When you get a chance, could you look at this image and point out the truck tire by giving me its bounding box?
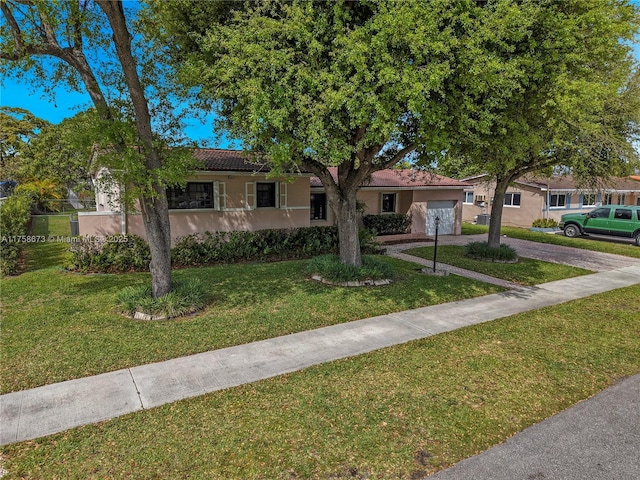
[635,232,640,247]
[564,224,581,238]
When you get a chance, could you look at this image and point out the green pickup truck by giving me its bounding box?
[559,205,640,246]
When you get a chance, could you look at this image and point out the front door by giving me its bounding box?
[427,201,455,235]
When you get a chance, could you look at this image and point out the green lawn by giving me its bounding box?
[405,245,592,285]
[2,284,638,479]
[26,214,73,270]
[461,223,640,258]
[0,257,504,394]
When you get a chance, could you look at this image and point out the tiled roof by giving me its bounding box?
[310,167,470,189]
[194,151,467,189]
[192,149,271,172]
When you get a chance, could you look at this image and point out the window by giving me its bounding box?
[463,191,474,204]
[589,207,611,219]
[256,182,276,208]
[637,198,640,206]
[614,208,632,220]
[603,193,613,205]
[549,194,566,208]
[504,192,521,207]
[617,193,626,205]
[381,193,396,213]
[167,182,213,209]
[310,193,327,220]
[582,193,597,207]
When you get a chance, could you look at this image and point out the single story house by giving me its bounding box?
[461,174,640,228]
[81,149,470,242]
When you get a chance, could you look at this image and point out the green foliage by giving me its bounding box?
[363,214,412,236]
[68,235,151,273]
[16,109,100,192]
[0,107,50,179]
[116,278,208,319]
[15,179,64,213]
[0,193,32,276]
[532,218,559,229]
[172,227,341,267]
[464,241,518,263]
[307,254,393,283]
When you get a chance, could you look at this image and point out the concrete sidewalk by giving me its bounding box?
[2,264,639,446]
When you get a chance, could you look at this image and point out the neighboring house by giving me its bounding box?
[80,149,470,241]
[461,174,640,228]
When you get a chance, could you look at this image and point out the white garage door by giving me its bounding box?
[426,201,455,235]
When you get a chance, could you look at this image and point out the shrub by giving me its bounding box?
[532,218,559,228]
[0,193,33,276]
[307,254,393,283]
[171,226,341,267]
[116,278,208,319]
[464,241,518,262]
[68,235,151,273]
[362,213,412,236]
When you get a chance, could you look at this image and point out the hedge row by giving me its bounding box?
[171,226,341,267]
[68,226,350,273]
[362,213,411,236]
[0,194,32,276]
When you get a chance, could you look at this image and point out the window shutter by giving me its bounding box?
[245,182,255,209]
[279,182,288,208]
[214,181,226,211]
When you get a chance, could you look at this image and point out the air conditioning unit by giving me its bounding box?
[475,195,487,203]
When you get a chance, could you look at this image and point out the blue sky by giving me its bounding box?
[0,78,228,147]
[1,2,639,148]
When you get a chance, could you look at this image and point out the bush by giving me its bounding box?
[68,235,151,273]
[307,254,393,283]
[116,278,208,319]
[532,218,559,228]
[464,241,518,262]
[171,226,341,267]
[0,193,33,276]
[68,226,381,273]
[362,213,411,236]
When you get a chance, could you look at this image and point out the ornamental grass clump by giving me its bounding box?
[464,241,518,263]
[307,254,393,283]
[116,278,208,319]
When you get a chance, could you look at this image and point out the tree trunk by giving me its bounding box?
[140,194,172,298]
[99,0,172,297]
[328,190,362,267]
[487,175,511,248]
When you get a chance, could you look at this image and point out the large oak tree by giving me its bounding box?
[434,0,640,247]
[149,0,531,267]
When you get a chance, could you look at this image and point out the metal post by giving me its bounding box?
[433,216,440,273]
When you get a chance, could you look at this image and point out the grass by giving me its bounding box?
[2,284,638,479]
[404,245,592,285]
[25,214,73,271]
[0,256,504,394]
[461,223,640,259]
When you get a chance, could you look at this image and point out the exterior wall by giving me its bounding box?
[80,171,467,240]
[80,172,312,243]
[78,211,125,236]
